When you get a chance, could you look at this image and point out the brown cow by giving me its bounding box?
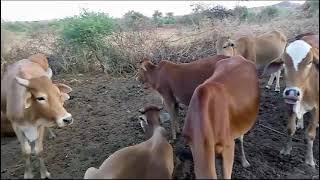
[136,54,253,168]
[264,33,319,168]
[84,105,173,179]
[216,30,287,92]
[183,55,259,178]
[1,54,73,178]
[136,55,229,141]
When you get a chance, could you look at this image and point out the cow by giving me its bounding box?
[263,33,319,168]
[1,54,73,178]
[84,105,173,179]
[1,54,56,138]
[216,30,287,92]
[136,55,229,141]
[182,55,260,179]
[136,54,254,168]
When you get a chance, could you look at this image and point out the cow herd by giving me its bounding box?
[1,31,319,179]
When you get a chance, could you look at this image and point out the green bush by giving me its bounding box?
[304,0,319,16]
[233,6,249,22]
[56,9,118,73]
[122,11,150,29]
[257,6,279,21]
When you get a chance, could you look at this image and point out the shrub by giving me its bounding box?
[257,6,279,21]
[233,6,249,22]
[122,11,151,30]
[55,9,118,73]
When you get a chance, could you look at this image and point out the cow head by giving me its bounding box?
[216,36,235,56]
[264,40,318,105]
[138,105,170,137]
[15,76,73,127]
[136,58,156,89]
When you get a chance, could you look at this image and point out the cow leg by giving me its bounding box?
[222,140,235,179]
[163,94,178,140]
[265,73,276,90]
[12,124,33,179]
[35,126,51,178]
[297,116,304,129]
[305,108,319,168]
[239,135,250,168]
[47,127,56,139]
[280,113,297,155]
[274,70,281,92]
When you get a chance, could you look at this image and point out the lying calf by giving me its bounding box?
[84,105,173,179]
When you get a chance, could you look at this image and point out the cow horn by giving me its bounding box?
[15,77,30,87]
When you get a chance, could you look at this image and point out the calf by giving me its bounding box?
[136,55,229,140]
[264,33,319,167]
[1,54,56,138]
[84,105,174,179]
[1,54,73,178]
[183,55,259,178]
[216,30,287,92]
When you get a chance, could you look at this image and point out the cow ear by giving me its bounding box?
[61,93,70,101]
[312,48,319,63]
[45,68,53,79]
[25,92,32,109]
[16,77,30,87]
[56,83,72,94]
[141,62,148,71]
[263,57,284,76]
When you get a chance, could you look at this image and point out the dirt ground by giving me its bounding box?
[1,70,319,179]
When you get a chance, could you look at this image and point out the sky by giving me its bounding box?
[1,1,305,22]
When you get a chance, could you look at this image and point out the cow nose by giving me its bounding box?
[63,116,73,125]
[284,88,300,97]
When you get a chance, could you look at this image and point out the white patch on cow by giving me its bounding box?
[23,141,32,154]
[286,40,312,71]
[293,101,314,120]
[20,125,38,142]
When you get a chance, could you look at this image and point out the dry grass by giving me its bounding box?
[1,11,319,75]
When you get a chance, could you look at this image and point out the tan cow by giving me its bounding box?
[183,55,260,179]
[1,54,73,178]
[84,105,173,179]
[216,30,287,92]
[1,54,56,138]
[264,33,319,167]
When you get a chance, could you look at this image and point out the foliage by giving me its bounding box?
[57,9,118,73]
[122,10,150,29]
[233,6,249,22]
[257,6,279,21]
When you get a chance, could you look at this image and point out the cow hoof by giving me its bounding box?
[280,147,292,155]
[305,159,316,168]
[265,85,271,89]
[241,159,250,168]
[41,171,51,179]
[274,88,280,92]
[24,172,34,179]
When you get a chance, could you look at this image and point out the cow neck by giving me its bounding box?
[146,66,159,89]
[23,107,38,124]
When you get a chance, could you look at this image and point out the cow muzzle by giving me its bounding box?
[283,87,301,105]
[57,113,73,127]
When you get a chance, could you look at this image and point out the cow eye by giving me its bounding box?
[36,97,46,101]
